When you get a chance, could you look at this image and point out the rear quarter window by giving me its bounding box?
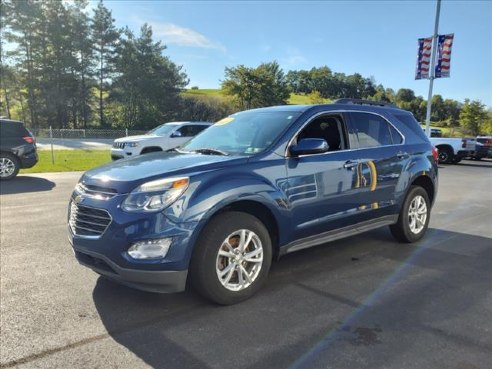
[392,113,428,141]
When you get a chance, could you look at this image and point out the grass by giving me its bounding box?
[21,150,111,174]
[182,88,330,105]
[182,88,225,97]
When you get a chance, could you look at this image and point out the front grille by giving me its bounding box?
[113,142,125,149]
[69,202,112,238]
[77,183,117,200]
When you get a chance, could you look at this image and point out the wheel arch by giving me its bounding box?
[188,198,282,264]
[410,175,435,205]
[215,200,280,257]
[140,146,163,154]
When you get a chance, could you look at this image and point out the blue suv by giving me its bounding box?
[68,99,438,304]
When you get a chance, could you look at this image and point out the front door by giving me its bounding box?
[285,114,363,241]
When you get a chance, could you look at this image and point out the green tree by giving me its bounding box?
[111,24,188,128]
[222,62,290,109]
[68,0,94,128]
[308,90,325,104]
[91,0,120,126]
[459,99,488,135]
[3,0,44,127]
[443,99,461,127]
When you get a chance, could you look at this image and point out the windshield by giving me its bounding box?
[181,110,301,155]
[147,124,176,136]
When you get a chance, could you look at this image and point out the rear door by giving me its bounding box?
[345,111,407,219]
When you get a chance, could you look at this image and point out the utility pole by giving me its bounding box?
[425,0,441,137]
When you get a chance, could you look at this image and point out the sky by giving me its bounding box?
[100,0,492,106]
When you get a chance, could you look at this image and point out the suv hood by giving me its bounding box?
[80,152,248,193]
[114,135,157,142]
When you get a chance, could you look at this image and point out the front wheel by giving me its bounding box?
[189,211,272,305]
[390,186,431,243]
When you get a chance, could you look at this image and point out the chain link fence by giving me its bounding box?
[31,128,147,139]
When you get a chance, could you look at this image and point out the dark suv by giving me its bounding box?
[68,100,438,305]
[0,119,38,180]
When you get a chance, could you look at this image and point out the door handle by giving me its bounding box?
[396,151,409,159]
[343,160,359,169]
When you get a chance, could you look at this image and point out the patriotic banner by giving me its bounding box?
[435,33,454,78]
[415,37,433,80]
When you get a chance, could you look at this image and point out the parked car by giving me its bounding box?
[428,137,476,164]
[0,119,38,180]
[68,99,438,305]
[476,135,492,158]
[111,121,213,160]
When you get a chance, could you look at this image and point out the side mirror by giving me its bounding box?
[171,131,182,138]
[289,138,329,156]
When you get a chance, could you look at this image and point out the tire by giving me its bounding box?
[437,147,453,164]
[390,186,431,243]
[189,211,272,305]
[0,153,20,180]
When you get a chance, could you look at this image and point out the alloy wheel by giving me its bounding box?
[408,195,428,234]
[0,157,16,178]
[215,229,264,292]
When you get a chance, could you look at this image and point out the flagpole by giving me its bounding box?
[425,0,441,137]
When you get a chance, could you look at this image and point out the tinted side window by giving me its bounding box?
[297,114,347,151]
[389,124,403,144]
[189,125,209,136]
[176,126,194,137]
[393,112,428,141]
[349,113,393,148]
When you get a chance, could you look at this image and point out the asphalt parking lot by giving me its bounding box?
[1,160,491,369]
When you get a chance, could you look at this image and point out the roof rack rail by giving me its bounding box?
[334,98,397,108]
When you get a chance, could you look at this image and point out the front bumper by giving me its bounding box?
[111,148,133,160]
[73,247,187,293]
[68,189,198,293]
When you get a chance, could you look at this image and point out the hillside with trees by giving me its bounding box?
[1,0,490,135]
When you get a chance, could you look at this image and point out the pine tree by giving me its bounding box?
[68,0,94,128]
[91,0,119,126]
[112,24,188,128]
[3,0,44,127]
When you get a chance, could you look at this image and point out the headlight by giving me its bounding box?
[126,142,138,147]
[122,177,189,212]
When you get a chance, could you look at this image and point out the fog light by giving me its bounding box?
[128,238,172,259]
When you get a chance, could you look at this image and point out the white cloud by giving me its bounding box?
[146,21,226,52]
[280,47,307,66]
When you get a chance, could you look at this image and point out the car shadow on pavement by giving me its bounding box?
[456,161,492,169]
[92,228,492,369]
[0,176,56,195]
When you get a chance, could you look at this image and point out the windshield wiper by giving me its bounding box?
[191,148,230,156]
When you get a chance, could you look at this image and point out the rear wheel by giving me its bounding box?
[190,211,272,305]
[437,147,453,164]
[390,186,431,243]
[0,153,20,180]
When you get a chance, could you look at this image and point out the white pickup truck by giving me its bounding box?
[429,137,476,164]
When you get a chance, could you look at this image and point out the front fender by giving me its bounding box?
[175,172,290,264]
